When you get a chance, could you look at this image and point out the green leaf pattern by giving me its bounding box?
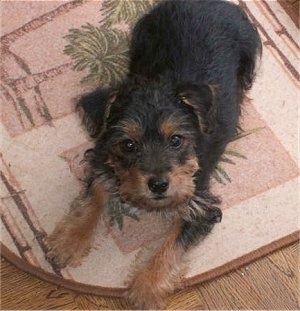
[64,25,129,85]
[107,198,139,230]
[64,0,156,85]
[101,0,156,28]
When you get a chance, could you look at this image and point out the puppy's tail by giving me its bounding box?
[237,11,262,91]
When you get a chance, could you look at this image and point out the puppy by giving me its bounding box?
[47,0,261,309]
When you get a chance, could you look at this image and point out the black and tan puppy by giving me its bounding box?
[47,0,261,308]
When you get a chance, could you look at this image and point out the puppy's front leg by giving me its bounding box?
[46,183,108,268]
[127,219,185,310]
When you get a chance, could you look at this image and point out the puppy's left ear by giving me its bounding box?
[177,84,218,134]
[77,87,117,138]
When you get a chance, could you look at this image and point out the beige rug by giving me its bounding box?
[1,0,299,297]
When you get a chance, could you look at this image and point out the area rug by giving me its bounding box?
[1,0,299,297]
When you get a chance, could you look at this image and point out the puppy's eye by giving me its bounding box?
[169,135,183,148]
[121,139,137,153]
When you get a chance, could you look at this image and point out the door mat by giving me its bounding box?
[1,0,299,297]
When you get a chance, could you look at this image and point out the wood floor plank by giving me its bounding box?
[166,288,204,310]
[1,243,299,310]
[75,294,131,310]
[1,258,78,310]
[196,243,299,310]
[196,271,267,310]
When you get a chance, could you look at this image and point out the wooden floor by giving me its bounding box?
[1,242,299,310]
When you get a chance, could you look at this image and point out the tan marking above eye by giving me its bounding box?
[119,121,143,141]
[159,120,178,138]
[159,112,195,139]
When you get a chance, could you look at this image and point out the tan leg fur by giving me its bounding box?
[46,184,108,268]
[127,219,185,309]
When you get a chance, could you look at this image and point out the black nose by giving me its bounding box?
[148,177,169,194]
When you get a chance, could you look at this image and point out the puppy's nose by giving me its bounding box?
[148,177,169,194]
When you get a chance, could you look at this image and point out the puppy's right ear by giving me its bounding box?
[77,87,117,138]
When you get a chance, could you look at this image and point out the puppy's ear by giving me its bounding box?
[77,87,117,138]
[177,84,218,134]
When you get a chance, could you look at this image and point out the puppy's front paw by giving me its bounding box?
[127,286,165,310]
[46,225,91,268]
[126,271,167,310]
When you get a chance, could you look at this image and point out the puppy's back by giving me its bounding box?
[129,0,261,90]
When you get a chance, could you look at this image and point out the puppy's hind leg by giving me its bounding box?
[46,184,108,268]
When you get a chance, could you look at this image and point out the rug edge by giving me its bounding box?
[1,230,299,297]
[182,230,300,287]
[0,243,126,297]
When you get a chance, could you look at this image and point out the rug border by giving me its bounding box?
[1,230,299,297]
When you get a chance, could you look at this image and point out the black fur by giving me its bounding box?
[79,0,261,249]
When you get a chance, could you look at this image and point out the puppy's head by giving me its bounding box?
[79,79,217,211]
